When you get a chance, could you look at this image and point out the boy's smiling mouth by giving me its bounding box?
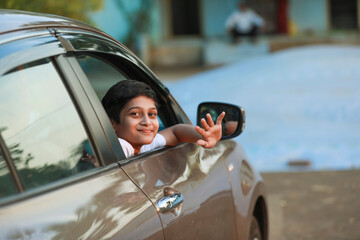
[138,129,153,134]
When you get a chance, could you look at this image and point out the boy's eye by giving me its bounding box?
[130,112,140,117]
[149,112,157,118]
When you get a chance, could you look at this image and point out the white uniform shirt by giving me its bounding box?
[225,9,264,33]
[118,134,166,158]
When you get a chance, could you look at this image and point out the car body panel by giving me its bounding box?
[122,141,239,239]
[0,10,268,240]
[224,144,268,239]
[0,166,164,240]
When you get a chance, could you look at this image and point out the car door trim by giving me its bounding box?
[0,39,65,76]
[0,29,51,45]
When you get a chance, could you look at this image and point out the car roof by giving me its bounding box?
[0,9,103,35]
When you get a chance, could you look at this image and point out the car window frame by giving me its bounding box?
[67,51,182,162]
[56,31,193,162]
[72,52,173,126]
[57,29,186,124]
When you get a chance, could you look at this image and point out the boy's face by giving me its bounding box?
[112,96,159,152]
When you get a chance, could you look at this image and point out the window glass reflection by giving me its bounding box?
[0,149,17,198]
[0,58,97,191]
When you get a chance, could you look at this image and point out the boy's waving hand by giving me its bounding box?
[196,112,225,148]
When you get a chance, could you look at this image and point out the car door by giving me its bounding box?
[0,32,164,239]
[67,38,239,239]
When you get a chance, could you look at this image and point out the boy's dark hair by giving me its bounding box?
[102,80,157,123]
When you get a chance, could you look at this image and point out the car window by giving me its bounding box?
[0,58,99,194]
[76,54,166,131]
[0,150,17,198]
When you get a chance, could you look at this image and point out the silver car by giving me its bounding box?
[0,10,268,240]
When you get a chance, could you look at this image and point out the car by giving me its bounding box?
[0,10,268,240]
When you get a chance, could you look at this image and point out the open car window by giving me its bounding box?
[76,54,167,132]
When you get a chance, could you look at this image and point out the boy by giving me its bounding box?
[101,80,225,158]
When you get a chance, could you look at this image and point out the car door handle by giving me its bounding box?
[157,192,183,213]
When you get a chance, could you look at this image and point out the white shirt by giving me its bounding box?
[225,9,264,32]
[119,134,166,158]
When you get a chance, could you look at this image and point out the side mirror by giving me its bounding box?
[197,102,245,140]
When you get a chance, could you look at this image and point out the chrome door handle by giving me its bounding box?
[157,192,183,213]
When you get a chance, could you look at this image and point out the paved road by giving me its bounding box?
[154,46,360,239]
[163,45,360,172]
[262,170,360,240]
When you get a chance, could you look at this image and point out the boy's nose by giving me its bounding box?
[141,115,151,125]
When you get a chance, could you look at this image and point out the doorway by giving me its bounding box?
[169,0,201,36]
[330,0,358,30]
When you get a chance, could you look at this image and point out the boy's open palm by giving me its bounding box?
[196,112,225,148]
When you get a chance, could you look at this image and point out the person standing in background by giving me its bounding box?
[225,2,265,43]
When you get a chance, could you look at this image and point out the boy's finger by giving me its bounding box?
[197,139,206,147]
[216,111,226,125]
[206,113,214,127]
[195,126,205,136]
[201,118,210,130]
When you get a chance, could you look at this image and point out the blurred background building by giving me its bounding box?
[2,0,359,68]
[90,0,360,68]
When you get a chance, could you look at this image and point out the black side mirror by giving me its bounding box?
[197,102,245,140]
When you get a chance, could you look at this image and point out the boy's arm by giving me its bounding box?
[159,112,225,148]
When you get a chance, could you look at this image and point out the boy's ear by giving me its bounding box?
[110,119,118,130]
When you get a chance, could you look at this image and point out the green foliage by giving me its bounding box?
[0,0,103,24]
[114,0,154,53]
